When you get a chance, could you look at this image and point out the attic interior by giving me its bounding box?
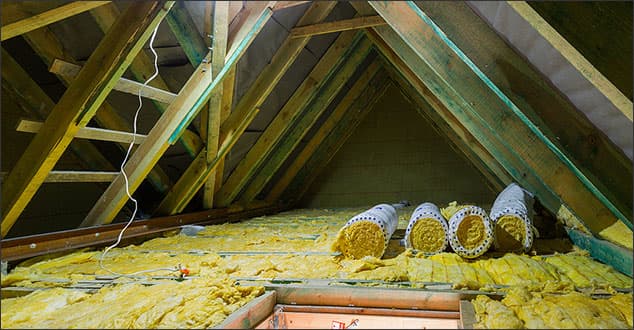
[0,1,632,328]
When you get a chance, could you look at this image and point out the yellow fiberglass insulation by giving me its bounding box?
[489,183,534,253]
[446,204,494,259]
[598,220,633,250]
[473,287,632,329]
[1,276,264,329]
[331,220,385,259]
[404,202,449,254]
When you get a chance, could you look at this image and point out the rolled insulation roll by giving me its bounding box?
[446,204,493,258]
[490,183,534,252]
[403,202,449,254]
[331,204,398,259]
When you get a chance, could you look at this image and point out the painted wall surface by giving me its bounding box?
[300,84,497,208]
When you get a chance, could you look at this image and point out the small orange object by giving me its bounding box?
[179,267,190,276]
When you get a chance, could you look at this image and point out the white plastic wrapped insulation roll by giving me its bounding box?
[490,182,534,252]
[447,205,494,259]
[331,204,398,259]
[404,202,449,254]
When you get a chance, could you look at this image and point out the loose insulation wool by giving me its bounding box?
[490,183,534,252]
[403,202,449,254]
[331,204,398,259]
[444,202,494,258]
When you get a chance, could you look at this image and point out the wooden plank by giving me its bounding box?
[1,171,119,183]
[154,107,260,215]
[284,76,390,203]
[203,1,230,209]
[266,61,385,202]
[16,119,147,144]
[419,1,631,222]
[214,67,237,194]
[166,1,208,67]
[81,3,274,227]
[1,1,110,41]
[368,1,626,233]
[214,291,277,329]
[49,59,176,104]
[565,227,633,277]
[273,1,311,11]
[507,1,632,121]
[170,1,338,209]
[1,1,174,237]
[6,3,174,194]
[214,27,356,207]
[1,48,114,173]
[276,305,459,319]
[89,2,202,157]
[290,15,386,38]
[459,301,477,329]
[238,36,373,205]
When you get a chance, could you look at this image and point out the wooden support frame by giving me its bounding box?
[81,2,275,227]
[166,1,208,67]
[16,119,147,144]
[0,171,119,183]
[1,1,175,238]
[565,227,633,277]
[49,59,176,104]
[272,1,311,11]
[507,1,632,121]
[159,1,338,211]
[214,24,355,208]
[4,4,175,195]
[1,48,114,173]
[1,1,110,41]
[290,15,386,38]
[367,1,627,233]
[267,61,386,202]
[238,36,374,205]
[283,73,391,203]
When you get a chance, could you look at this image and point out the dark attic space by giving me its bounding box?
[0,1,632,328]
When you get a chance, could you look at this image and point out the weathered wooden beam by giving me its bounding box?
[166,1,208,67]
[418,1,631,223]
[49,59,176,104]
[213,67,237,194]
[267,61,385,202]
[507,1,632,121]
[239,36,374,205]
[566,227,633,277]
[202,1,231,209]
[16,119,147,145]
[81,3,274,227]
[5,3,174,195]
[154,107,260,215]
[367,1,627,232]
[1,1,110,41]
[166,1,338,209]
[0,171,119,183]
[1,48,114,173]
[283,75,391,203]
[215,14,354,207]
[89,2,202,157]
[290,15,386,38]
[215,291,277,329]
[1,1,174,237]
[273,1,311,11]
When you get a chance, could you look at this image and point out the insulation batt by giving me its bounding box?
[331,204,398,259]
[1,207,632,328]
[489,183,534,253]
[443,202,494,258]
[403,202,449,255]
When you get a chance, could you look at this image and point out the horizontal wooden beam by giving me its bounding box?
[49,59,176,104]
[215,291,277,329]
[1,171,118,183]
[16,119,147,144]
[1,1,174,238]
[290,15,386,38]
[1,1,110,41]
[81,3,274,227]
[272,1,311,11]
[507,1,632,121]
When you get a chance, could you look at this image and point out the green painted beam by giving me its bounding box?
[283,74,392,203]
[566,227,633,277]
[166,1,208,67]
[367,1,626,233]
[238,35,374,204]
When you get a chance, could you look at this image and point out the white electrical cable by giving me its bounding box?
[98,24,184,278]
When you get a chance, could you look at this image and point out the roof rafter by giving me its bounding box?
[267,60,386,202]
[1,1,175,237]
[290,15,386,38]
[367,0,628,232]
[81,2,276,227]
[1,1,110,41]
[238,36,374,205]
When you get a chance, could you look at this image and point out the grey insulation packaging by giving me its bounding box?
[448,205,494,259]
[490,182,535,252]
[404,202,449,254]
